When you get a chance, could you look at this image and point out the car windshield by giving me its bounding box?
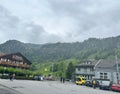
[82,78,86,80]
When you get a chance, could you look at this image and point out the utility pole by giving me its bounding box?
[116,55,119,84]
[52,63,53,73]
[3,67,6,74]
[51,63,53,76]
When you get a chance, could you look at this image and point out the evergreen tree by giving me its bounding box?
[66,62,74,79]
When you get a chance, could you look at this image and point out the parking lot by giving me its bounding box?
[0,79,119,94]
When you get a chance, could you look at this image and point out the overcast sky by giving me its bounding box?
[0,0,120,44]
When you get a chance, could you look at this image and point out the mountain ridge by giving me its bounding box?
[0,36,120,63]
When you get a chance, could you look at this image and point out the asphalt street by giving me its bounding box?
[0,79,119,94]
[0,84,22,94]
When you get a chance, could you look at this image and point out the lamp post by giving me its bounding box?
[2,67,6,78]
[3,67,6,75]
[51,63,53,75]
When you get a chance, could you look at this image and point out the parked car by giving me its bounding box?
[85,79,100,88]
[85,80,93,87]
[111,84,120,92]
[45,76,53,80]
[33,76,43,81]
[75,76,86,85]
[99,79,112,90]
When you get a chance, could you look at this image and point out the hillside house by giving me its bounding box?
[0,52,31,69]
[75,60,99,80]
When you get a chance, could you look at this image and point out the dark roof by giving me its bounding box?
[0,52,32,65]
[96,59,120,68]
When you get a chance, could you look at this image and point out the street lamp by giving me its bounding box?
[2,67,6,78]
[3,67,6,75]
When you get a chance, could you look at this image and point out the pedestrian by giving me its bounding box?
[13,73,15,80]
[9,73,13,81]
[60,77,62,83]
[63,77,65,83]
[92,79,96,89]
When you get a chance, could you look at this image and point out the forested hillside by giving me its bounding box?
[0,36,120,63]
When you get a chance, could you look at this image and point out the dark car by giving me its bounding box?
[85,80,93,87]
[111,84,120,92]
[33,76,43,81]
[85,79,100,88]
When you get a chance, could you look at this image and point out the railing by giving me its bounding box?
[0,61,30,69]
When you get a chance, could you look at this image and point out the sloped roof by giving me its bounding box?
[76,60,99,67]
[76,59,120,68]
[96,59,120,68]
[0,52,32,65]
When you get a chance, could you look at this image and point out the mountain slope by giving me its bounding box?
[0,36,120,63]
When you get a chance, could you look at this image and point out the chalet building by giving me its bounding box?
[0,52,32,69]
[75,60,99,80]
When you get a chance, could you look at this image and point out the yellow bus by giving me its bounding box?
[75,76,86,85]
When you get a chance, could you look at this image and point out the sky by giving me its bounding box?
[0,0,120,44]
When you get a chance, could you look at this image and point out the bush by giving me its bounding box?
[1,74,9,79]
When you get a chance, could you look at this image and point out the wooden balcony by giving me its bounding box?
[0,61,30,69]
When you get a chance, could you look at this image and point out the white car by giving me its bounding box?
[99,79,112,90]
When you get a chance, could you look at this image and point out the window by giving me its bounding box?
[100,73,103,79]
[100,72,108,79]
[90,67,94,72]
[76,78,81,81]
[1,58,3,61]
[16,62,19,64]
[20,62,23,64]
[12,55,23,60]
[104,73,108,79]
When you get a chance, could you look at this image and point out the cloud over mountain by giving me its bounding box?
[0,0,120,44]
[0,5,61,44]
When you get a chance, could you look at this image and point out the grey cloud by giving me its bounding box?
[23,23,63,43]
[1,0,120,44]
[0,5,20,30]
[48,0,120,39]
[0,6,62,44]
[0,4,63,44]
[38,34,63,44]
[19,23,63,44]
[23,23,46,43]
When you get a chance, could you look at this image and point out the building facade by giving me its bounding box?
[0,52,31,69]
[75,59,120,83]
[95,59,120,84]
[75,60,98,80]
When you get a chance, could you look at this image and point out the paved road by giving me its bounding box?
[0,79,119,94]
[0,84,21,94]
